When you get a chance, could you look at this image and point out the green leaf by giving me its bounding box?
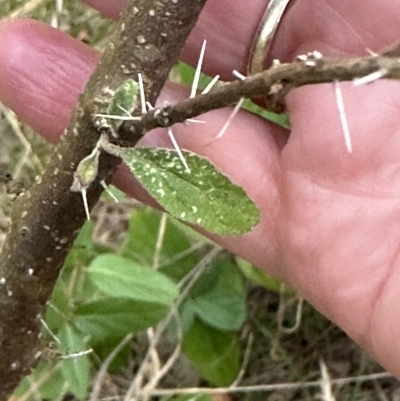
[13,361,65,400]
[108,79,139,116]
[189,257,246,331]
[236,257,293,293]
[64,220,108,271]
[44,281,71,334]
[189,256,243,297]
[74,297,169,342]
[191,288,246,331]
[88,254,179,305]
[74,298,169,342]
[102,143,261,236]
[58,324,90,400]
[121,207,198,281]
[182,318,240,386]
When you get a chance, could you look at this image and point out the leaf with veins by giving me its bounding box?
[99,135,261,236]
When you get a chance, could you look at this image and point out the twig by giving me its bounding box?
[138,308,183,401]
[90,333,134,401]
[120,54,400,145]
[229,332,254,388]
[277,285,304,335]
[130,372,393,398]
[152,212,168,270]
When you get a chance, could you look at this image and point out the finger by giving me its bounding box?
[182,0,400,79]
[80,0,400,82]
[0,19,100,142]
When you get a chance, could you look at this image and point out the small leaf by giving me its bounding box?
[191,288,246,331]
[88,254,179,305]
[13,361,65,400]
[120,207,198,281]
[70,147,100,192]
[74,298,169,342]
[58,324,90,400]
[70,147,101,220]
[189,257,246,330]
[182,318,240,386]
[108,79,139,127]
[236,257,293,293]
[102,142,261,236]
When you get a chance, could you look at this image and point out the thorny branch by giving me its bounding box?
[0,0,207,398]
[119,53,400,141]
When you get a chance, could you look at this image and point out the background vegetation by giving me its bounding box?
[0,0,397,400]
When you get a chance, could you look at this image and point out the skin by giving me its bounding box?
[0,0,400,377]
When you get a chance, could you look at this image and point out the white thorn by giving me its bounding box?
[353,69,387,86]
[81,188,91,221]
[232,70,246,80]
[40,318,61,345]
[202,75,220,94]
[117,105,135,117]
[138,72,147,114]
[319,359,336,401]
[92,113,141,121]
[190,40,207,98]
[100,180,119,203]
[186,118,206,124]
[56,0,63,14]
[311,50,323,60]
[366,48,379,57]
[333,81,352,153]
[146,101,155,110]
[60,349,93,359]
[167,128,190,173]
[216,98,244,139]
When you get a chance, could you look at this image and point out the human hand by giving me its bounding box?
[1,0,400,378]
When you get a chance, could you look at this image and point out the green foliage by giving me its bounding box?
[120,207,198,281]
[188,257,246,331]
[101,141,261,236]
[237,257,283,292]
[13,361,65,400]
[190,289,245,331]
[74,298,169,342]
[87,254,179,304]
[14,208,250,400]
[182,318,241,386]
[237,258,295,295]
[57,324,90,400]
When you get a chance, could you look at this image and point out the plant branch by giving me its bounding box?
[116,54,400,141]
[0,0,207,398]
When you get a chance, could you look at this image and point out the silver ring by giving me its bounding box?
[248,0,291,75]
